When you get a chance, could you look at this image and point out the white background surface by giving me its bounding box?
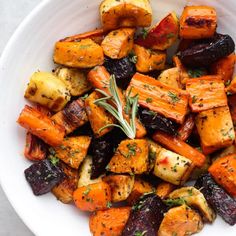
[0,1,39,235]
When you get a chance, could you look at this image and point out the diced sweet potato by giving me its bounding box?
[51,163,79,204]
[136,12,179,50]
[108,139,149,174]
[211,53,236,83]
[73,181,111,212]
[156,181,176,199]
[186,76,227,112]
[158,205,203,236]
[195,106,235,155]
[54,39,104,68]
[209,154,236,197]
[158,67,181,89]
[17,105,65,147]
[226,75,236,94]
[89,207,131,236]
[54,136,91,169]
[133,44,166,73]
[102,174,134,202]
[180,6,217,39]
[101,28,135,59]
[126,178,153,205]
[177,114,195,141]
[85,91,115,137]
[127,73,189,124]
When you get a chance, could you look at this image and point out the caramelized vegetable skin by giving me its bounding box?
[209,154,236,197]
[127,73,189,124]
[122,193,167,236]
[89,207,131,236]
[156,181,176,199]
[195,174,236,225]
[180,6,217,39]
[177,114,195,141]
[226,75,236,94]
[17,105,65,147]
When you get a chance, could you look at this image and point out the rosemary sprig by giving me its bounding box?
[94,75,138,139]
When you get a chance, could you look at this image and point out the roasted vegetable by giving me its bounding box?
[73,181,112,212]
[102,174,134,202]
[127,73,189,124]
[126,178,153,205]
[228,94,236,125]
[60,28,105,44]
[133,44,166,73]
[177,114,195,141]
[78,156,102,188]
[54,67,91,96]
[210,53,236,83]
[24,132,48,161]
[156,181,176,199]
[209,154,236,197]
[100,0,152,30]
[226,75,236,94]
[89,207,131,236]
[195,173,236,225]
[108,139,149,174]
[173,56,190,86]
[153,132,206,168]
[24,159,65,196]
[54,136,91,169]
[158,205,203,236]
[24,71,70,112]
[157,67,181,89]
[101,28,135,59]
[179,34,235,67]
[153,148,193,185]
[179,6,217,39]
[52,98,88,135]
[122,193,167,236]
[148,140,162,172]
[51,163,78,204]
[85,91,115,137]
[139,109,178,135]
[54,39,104,68]
[186,76,227,112]
[103,56,136,89]
[195,106,235,154]
[136,12,179,50]
[168,187,215,222]
[17,105,65,147]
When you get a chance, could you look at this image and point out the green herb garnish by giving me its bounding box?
[187,68,206,78]
[168,91,180,103]
[141,28,148,39]
[164,197,187,207]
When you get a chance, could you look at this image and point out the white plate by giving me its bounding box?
[0,0,235,235]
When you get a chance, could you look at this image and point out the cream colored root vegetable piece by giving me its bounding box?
[153,148,193,185]
[134,44,166,73]
[102,174,134,202]
[54,67,92,96]
[100,0,152,30]
[101,28,135,59]
[168,187,216,222]
[148,139,163,172]
[158,205,203,236]
[78,156,102,188]
[53,39,104,68]
[24,71,70,112]
[158,67,181,89]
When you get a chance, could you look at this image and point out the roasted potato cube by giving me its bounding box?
[24,72,70,112]
[54,39,104,68]
[78,156,102,188]
[102,175,134,202]
[52,98,88,135]
[158,205,203,236]
[54,136,91,169]
[101,28,135,59]
[186,76,227,112]
[100,0,152,30]
[153,148,193,185]
[195,106,235,154]
[108,139,149,174]
[158,67,181,89]
[180,6,217,39]
[85,91,115,137]
[55,67,91,96]
[51,163,79,204]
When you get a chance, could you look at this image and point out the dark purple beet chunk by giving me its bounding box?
[24,159,65,196]
[122,193,167,236]
[195,173,236,225]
